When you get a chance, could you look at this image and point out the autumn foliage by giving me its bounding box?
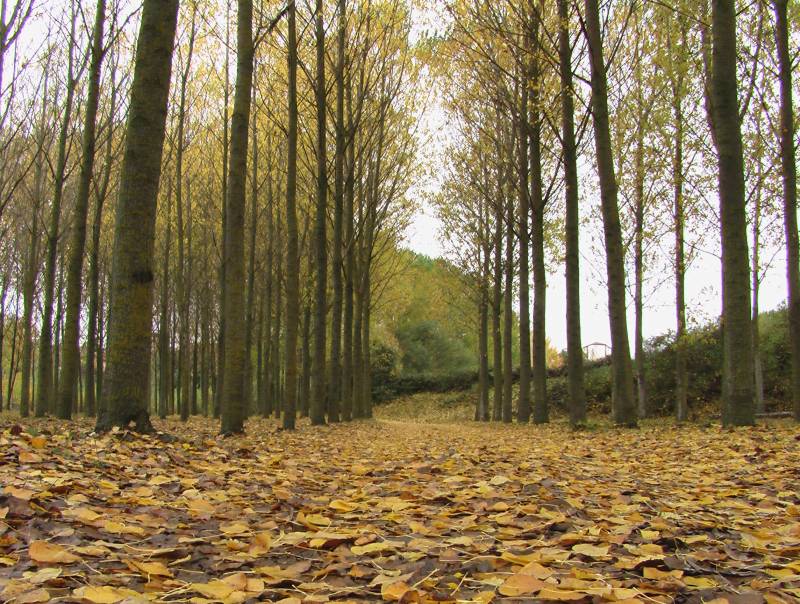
[2,416,799,603]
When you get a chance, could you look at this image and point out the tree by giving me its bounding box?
[773,0,800,422]
[283,0,300,431]
[311,0,329,426]
[558,0,586,427]
[583,0,637,427]
[58,0,107,420]
[220,0,254,436]
[709,0,754,426]
[95,0,180,433]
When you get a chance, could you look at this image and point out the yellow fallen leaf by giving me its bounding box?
[19,450,42,463]
[572,543,610,558]
[537,588,586,601]
[62,507,101,523]
[102,520,146,536]
[642,567,683,580]
[683,576,717,589]
[381,581,419,602]
[220,521,250,536]
[29,540,80,564]
[127,559,173,578]
[519,561,553,579]
[5,486,35,500]
[72,585,130,603]
[191,580,235,599]
[30,436,47,449]
[329,499,359,512]
[23,567,62,584]
[498,574,546,597]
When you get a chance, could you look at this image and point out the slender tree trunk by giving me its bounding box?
[215,7,232,422]
[220,0,254,435]
[516,66,531,424]
[709,0,754,426]
[95,0,179,433]
[37,15,79,417]
[311,0,329,425]
[244,114,258,416]
[584,0,637,427]
[492,170,503,422]
[7,298,20,411]
[329,0,347,425]
[633,123,647,419]
[300,304,311,417]
[58,0,106,419]
[774,0,800,422]
[502,188,514,424]
[671,43,688,422]
[529,13,548,424]
[262,170,274,417]
[342,114,355,422]
[283,0,300,430]
[752,188,764,413]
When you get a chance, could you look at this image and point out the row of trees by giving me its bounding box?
[0,0,421,432]
[435,0,800,427]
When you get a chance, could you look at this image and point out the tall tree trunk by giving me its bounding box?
[584,0,637,426]
[633,122,647,418]
[244,113,258,416]
[752,204,763,413]
[670,31,688,422]
[158,179,172,420]
[342,95,355,422]
[300,303,311,417]
[311,0,329,425]
[774,0,800,422]
[283,0,300,430]
[559,0,586,427]
[215,5,232,421]
[95,0,179,433]
[492,167,503,422]
[516,65,531,424]
[37,10,79,417]
[58,0,106,419]
[709,0,754,426]
[262,168,274,417]
[529,8,548,424]
[502,189,514,424]
[329,0,346,425]
[220,0,253,435]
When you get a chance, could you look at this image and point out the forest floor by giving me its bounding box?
[1,413,799,604]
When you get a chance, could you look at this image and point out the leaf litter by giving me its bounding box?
[1,416,799,603]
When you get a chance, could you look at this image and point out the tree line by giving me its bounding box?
[433,0,800,428]
[0,0,420,433]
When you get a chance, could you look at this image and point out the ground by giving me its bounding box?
[1,411,799,603]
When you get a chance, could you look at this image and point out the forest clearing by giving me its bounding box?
[2,412,799,604]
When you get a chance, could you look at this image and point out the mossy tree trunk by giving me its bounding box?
[95,0,179,433]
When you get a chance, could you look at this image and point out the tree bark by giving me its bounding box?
[311,0,329,426]
[37,10,80,417]
[95,0,179,433]
[584,0,637,427]
[283,0,300,430]
[220,0,254,435]
[57,0,106,419]
[709,0,754,426]
[774,0,800,422]
[516,65,531,424]
[329,0,346,425]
